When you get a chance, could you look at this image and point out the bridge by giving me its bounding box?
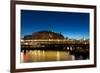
[21,39,89,52]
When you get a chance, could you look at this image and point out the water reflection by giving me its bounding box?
[21,50,73,63]
[21,49,89,63]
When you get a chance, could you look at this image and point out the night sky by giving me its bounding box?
[21,10,89,39]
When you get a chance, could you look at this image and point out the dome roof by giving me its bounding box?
[32,30,64,40]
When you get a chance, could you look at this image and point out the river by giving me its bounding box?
[21,49,89,63]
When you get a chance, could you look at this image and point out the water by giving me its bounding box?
[21,49,89,63]
[21,50,76,63]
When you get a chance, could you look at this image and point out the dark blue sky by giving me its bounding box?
[21,10,89,39]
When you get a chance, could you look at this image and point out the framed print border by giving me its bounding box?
[10,0,97,73]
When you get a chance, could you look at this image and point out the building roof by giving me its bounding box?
[23,30,64,40]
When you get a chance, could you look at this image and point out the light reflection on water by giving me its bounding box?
[21,50,75,63]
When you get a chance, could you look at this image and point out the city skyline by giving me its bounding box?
[21,10,89,40]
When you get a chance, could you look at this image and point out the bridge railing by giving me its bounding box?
[21,39,89,46]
